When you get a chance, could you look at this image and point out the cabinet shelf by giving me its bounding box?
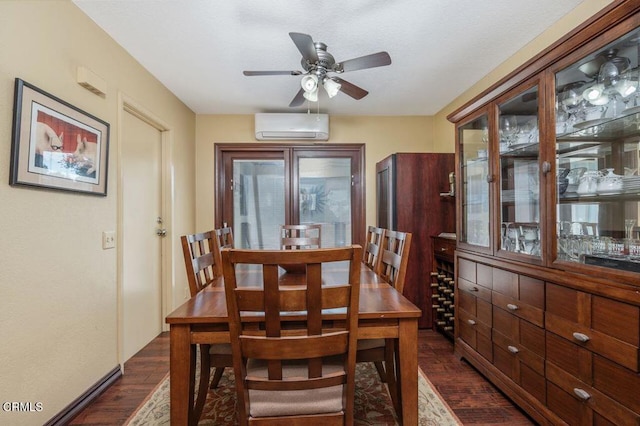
[559,191,640,203]
[558,111,640,142]
[499,142,540,157]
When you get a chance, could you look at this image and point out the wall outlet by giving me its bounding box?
[102,231,116,249]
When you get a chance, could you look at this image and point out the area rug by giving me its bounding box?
[126,363,461,425]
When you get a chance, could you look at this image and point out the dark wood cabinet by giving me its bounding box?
[376,153,455,328]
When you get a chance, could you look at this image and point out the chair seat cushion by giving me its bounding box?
[356,338,385,351]
[246,358,344,418]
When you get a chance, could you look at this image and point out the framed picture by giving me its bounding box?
[9,78,110,196]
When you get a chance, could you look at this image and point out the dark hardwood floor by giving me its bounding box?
[70,329,536,425]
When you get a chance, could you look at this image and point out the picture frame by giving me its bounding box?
[9,78,110,196]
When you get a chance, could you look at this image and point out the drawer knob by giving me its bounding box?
[507,345,519,354]
[506,303,519,311]
[572,332,590,343]
[467,319,476,325]
[573,388,591,401]
[441,247,448,251]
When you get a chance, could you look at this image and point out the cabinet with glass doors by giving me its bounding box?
[553,25,640,275]
[458,113,490,251]
[450,3,640,425]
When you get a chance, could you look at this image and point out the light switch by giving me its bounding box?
[102,231,116,249]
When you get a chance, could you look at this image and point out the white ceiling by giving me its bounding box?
[73,0,586,116]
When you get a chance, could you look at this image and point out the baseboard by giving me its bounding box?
[44,366,122,426]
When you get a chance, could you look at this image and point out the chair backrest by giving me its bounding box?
[376,230,412,294]
[214,226,234,267]
[180,231,220,297]
[215,226,234,249]
[222,245,362,425]
[280,224,321,249]
[363,226,385,270]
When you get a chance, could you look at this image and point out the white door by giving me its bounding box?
[122,109,163,362]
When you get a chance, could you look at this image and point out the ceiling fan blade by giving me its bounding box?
[289,88,306,107]
[332,77,368,100]
[289,32,319,63]
[243,70,302,76]
[338,51,391,73]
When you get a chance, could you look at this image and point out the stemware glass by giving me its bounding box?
[625,219,636,240]
[499,115,518,146]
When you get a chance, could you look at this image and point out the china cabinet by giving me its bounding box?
[448,2,640,424]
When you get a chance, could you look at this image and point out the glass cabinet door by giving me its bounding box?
[554,26,640,273]
[459,114,490,248]
[497,86,541,259]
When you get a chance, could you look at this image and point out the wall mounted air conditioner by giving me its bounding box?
[255,113,329,141]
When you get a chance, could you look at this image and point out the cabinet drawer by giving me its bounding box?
[546,312,640,372]
[493,329,545,376]
[492,331,545,404]
[493,307,545,357]
[492,268,518,298]
[477,263,493,289]
[546,283,640,372]
[546,283,640,347]
[458,277,492,303]
[458,288,492,325]
[593,355,640,414]
[458,257,476,282]
[492,291,544,327]
[458,309,492,361]
[546,331,591,382]
[433,237,456,262]
[492,268,544,309]
[546,361,640,426]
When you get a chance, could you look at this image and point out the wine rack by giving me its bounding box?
[431,235,456,339]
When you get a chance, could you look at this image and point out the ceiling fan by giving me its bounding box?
[243,32,392,107]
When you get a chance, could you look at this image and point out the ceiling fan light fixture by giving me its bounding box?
[323,78,341,98]
[301,74,318,93]
[303,89,318,102]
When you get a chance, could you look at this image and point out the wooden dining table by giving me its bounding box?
[165,261,422,425]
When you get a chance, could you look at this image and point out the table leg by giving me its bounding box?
[170,324,195,425]
[397,318,418,425]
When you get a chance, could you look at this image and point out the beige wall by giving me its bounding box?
[0,1,195,424]
[195,115,436,230]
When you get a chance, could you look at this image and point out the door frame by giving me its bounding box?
[214,143,365,247]
[117,93,173,366]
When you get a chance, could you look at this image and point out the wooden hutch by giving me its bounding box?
[448,2,640,424]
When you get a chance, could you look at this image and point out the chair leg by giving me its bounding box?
[384,339,401,420]
[373,361,387,382]
[209,366,225,389]
[192,344,211,425]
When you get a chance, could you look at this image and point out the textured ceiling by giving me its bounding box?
[73,0,586,116]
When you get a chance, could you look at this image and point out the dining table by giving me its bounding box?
[165,261,422,425]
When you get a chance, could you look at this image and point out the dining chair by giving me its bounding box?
[362,225,385,270]
[221,245,362,426]
[180,231,233,422]
[280,223,321,249]
[357,230,412,405]
[215,225,234,248]
[214,226,234,267]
